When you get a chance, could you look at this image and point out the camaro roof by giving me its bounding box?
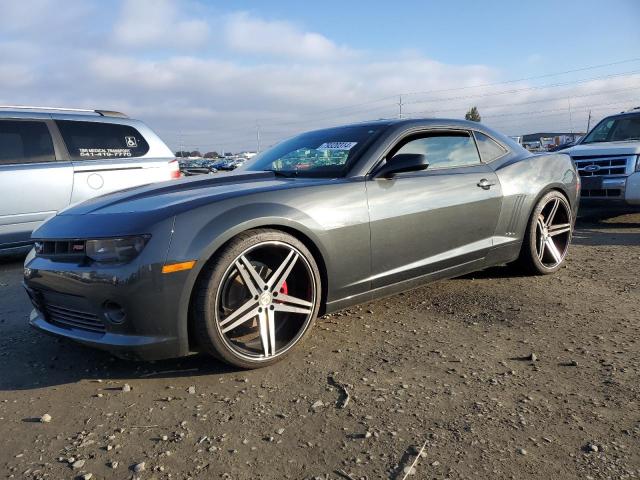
[311,117,490,132]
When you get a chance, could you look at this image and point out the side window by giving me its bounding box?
[0,120,55,165]
[56,120,150,161]
[393,131,480,169]
[474,131,507,162]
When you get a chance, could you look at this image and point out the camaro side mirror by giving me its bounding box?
[375,153,429,178]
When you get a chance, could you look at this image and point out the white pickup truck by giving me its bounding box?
[563,108,640,206]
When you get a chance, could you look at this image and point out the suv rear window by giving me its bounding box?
[56,120,150,160]
[0,120,55,165]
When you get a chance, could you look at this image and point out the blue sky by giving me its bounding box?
[1,0,639,152]
[227,0,640,72]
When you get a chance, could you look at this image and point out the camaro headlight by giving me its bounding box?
[85,235,150,263]
[636,155,640,172]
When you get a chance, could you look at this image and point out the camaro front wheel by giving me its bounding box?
[517,191,573,275]
[193,229,321,368]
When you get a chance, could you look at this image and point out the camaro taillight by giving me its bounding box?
[169,159,181,179]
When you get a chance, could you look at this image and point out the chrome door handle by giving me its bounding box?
[477,178,495,190]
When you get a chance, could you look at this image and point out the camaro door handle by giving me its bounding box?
[477,178,496,190]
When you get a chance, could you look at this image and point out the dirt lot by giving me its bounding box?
[1,211,639,480]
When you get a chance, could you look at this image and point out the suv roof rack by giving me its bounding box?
[0,105,128,118]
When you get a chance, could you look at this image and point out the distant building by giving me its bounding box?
[521,132,584,151]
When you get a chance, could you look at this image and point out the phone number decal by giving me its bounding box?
[79,148,132,158]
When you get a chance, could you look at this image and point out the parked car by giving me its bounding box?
[563,108,640,205]
[23,118,578,368]
[0,106,179,253]
[548,141,576,152]
[217,158,245,171]
[178,158,219,176]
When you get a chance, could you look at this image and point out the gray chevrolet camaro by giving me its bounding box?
[23,118,579,368]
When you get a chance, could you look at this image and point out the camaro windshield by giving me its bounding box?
[245,125,382,177]
[582,114,640,144]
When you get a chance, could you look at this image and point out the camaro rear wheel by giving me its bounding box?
[517,191,573,275]
[194,229,321,368]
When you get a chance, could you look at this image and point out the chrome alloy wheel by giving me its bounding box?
[215,241,317,361]
[535,196,572,268]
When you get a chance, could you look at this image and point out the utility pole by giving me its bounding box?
[398,95,403,119]
[256,122,261,153]
[586,110,592,132]
[567,97,574,134]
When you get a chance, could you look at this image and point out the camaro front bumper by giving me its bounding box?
[23,253,193,361]
[28,308,180,360]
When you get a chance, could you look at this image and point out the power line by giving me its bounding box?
[255,57,640,124]
[399,57,640,97]
[162,59,640,150]
[401,70,640,106]
[482,98,635,120]
[261,70,640,129]
[402,84,640,117]
[484,102,634,129]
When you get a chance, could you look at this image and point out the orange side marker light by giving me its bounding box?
[162,260,196,274]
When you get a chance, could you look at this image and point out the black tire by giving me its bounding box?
[193,229,321,369]
[515,190,573,275]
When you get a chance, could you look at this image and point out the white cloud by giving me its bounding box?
[112,0,209,49]
[0,0,637,152]
[224,12,355,61]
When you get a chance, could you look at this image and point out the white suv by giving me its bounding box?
[0,106,180,252]
[564,108,640,206]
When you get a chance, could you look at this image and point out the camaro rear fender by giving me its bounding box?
[491,152,579,249]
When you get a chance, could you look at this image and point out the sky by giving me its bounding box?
[1,0,639,153]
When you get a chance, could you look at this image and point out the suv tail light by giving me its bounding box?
[169,159,181,179]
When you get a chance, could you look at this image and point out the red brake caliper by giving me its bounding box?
[274,281,288,304]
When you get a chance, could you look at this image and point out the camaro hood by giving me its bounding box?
[59,170,313,216]
[565,142,640,156]
[33,170,328,239]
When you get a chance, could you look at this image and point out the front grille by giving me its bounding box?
[35,240,85,259]
[43,302,106,334]
[581,188,622,198]
[573,155,632,177]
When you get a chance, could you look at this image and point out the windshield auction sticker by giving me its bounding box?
[317,142,357,151]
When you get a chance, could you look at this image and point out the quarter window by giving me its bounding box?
[0,120,55,165]
[474,131,507,162]
[56,120,150,161]
[393,131,481,169]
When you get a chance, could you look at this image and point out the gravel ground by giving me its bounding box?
[1,211,638,480]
